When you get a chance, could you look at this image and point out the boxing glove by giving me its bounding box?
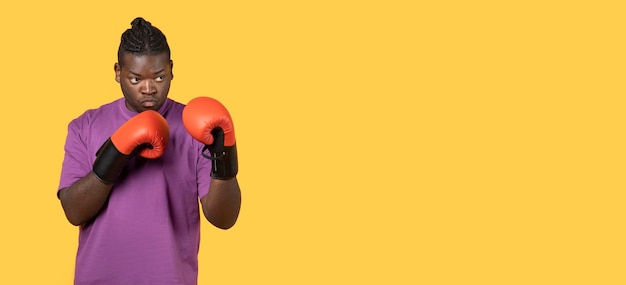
[93,110,169,184]
[182,97,238,180]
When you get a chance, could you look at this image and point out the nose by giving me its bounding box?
[141,79,157,94]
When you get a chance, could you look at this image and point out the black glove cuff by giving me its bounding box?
[202,143,238,180]
[93,138,130,184]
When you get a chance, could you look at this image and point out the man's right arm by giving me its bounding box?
[58,110,170,227]
[58,173,112,226]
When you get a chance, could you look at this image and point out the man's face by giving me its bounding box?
[115,53,173,113]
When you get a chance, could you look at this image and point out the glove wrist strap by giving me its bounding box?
[93,138,130,184]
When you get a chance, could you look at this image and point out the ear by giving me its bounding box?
[170,60,174,80]
[114,63,121,83]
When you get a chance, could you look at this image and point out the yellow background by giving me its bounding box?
[1,0,624,284]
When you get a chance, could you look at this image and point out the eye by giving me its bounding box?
[155,76,165,82]
[130,77,140,84]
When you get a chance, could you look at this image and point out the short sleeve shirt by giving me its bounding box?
[58,98,212,285]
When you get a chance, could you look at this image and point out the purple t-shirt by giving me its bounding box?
[58,98,212,285]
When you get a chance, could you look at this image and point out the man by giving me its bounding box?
[57,17,242,284]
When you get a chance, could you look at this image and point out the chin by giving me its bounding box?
[138,104,162,112]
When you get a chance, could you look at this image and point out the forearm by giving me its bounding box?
[201,177,241,229]
[58,172,113,226]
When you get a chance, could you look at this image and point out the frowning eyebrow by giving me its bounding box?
[128,69,166,76]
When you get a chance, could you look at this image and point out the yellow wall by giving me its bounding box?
[1,1,624,284]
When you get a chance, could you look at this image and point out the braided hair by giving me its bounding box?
[117,17,170,66]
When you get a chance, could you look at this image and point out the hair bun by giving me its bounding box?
[131,17,151,28]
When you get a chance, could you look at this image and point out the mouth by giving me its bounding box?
[141,100,158,108]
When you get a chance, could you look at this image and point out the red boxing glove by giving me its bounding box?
[182,97,238,179]
[93,110,169,184]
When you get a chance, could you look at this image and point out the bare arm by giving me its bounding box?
[200,177,241,229]
[58,172,113,226]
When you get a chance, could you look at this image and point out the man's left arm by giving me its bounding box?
[201,177,241,229]
[183,96,243,229]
